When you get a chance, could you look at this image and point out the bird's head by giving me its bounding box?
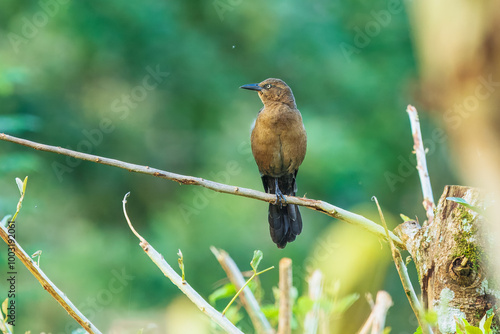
[240,78,296,107]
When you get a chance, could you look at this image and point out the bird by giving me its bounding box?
[240,78,307,248]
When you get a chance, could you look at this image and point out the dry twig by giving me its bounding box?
[406,105,435,223]
[0,224,102,334]
[0,133,404,249]
[277,258,292,334]
[357,291,393,334]
[211,247,274,334]
[122,193,243,334]
[304,270,323,334]
[373,197,433,334]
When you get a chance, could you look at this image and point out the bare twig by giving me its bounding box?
[357,291,393,334]
[211,247,274,334]
[304,270,323,334]
[0,133,404,249]
[373,197,433,334]
[277,258,292,334]
[406,105,435,224]
[0,224,102,334]
[122,194,243,334]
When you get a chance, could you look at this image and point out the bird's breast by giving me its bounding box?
[250,105,307,177]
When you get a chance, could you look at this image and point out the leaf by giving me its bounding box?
[330,293,359,314]
[208,283,236,304]
[260,304,279,321]
[413,326,422,334]
[400,214,412,222]
[250,250,263,272]
[424,310,438,325]
[1,298,7,317]
[295,296,314,315]
[446,197,484,215]
[483,313,495,333]
[177,249,185,281]
[0,215,11,227]
[15,177,24,195]
[464,325,483,334]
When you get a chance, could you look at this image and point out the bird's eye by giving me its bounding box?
[264,84,272,89]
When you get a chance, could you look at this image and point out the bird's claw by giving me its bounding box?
[275,189,287,208]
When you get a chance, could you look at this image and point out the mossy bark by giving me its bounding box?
[395,185,499,333]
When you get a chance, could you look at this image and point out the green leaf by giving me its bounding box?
[15,177,24,195]
[446,197,484,215]
[400,214,412,222]
[260,304,279,321]
[424,310,438,325]
[413,326,422,334]
[295,296,314,315]
[208,283,236,304]
[464,325,483,334]
[483,313,495,332]
[1,298,7,317]
[331,293,359,314]
[250,250,263,272]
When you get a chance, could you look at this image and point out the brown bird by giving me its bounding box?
[240,78,307,248]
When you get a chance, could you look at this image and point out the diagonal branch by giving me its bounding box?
[122,194,243,334]
[0,224,102,334]
[0,133,404,249]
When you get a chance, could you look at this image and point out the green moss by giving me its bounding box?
[451,205,484,270]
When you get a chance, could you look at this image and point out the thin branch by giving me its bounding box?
[357,291,393,334]
[277,258,292,334]
[122,194,243,334]
[304,270,323,334]
[0,224,102,334]
[406,105,435,224]
[0,133,405,249]
[211,247,275,334]
[373,197,433,334]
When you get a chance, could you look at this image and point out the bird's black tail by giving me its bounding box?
[262,173,303,248]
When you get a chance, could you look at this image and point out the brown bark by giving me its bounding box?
[395,185,498,333]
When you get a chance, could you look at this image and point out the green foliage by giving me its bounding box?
[250,250,263,272]
[400,213,413,222]
[455,313,495,334]
[0,0,455,330]
[446,197,485,215]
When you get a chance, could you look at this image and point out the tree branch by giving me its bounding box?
[373,197,433,334]
[0,133,404,249]
[406,105,435,224]
[211,247,275,334]
[0,223,102,334]
[303,270,323,334]
[122,193,243,334]
[357,291,393,334]
[277,258,292,334]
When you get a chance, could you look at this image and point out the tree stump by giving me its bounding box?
[395,185,499,333]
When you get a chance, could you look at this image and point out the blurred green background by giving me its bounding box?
[0,0,458,332]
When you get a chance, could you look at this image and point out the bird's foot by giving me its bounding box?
[274,179,287,208]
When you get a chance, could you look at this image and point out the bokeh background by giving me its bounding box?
[1,0,498,333]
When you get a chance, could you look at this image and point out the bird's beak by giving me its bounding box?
[240,83,262,91]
